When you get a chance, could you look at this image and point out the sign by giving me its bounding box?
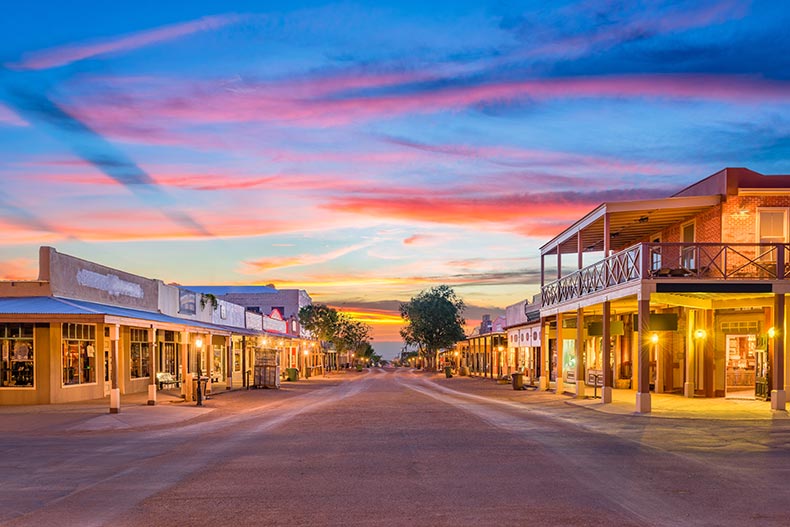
[179,290,196,315]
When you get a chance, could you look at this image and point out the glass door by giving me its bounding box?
[725,335,756,399]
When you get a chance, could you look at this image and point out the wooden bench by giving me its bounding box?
[156,372,181,390]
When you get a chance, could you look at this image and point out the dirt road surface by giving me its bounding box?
[1,368,788,526]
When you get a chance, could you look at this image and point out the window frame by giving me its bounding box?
[1,323,36,390]
[61,323,97,387]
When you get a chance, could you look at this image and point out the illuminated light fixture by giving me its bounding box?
[454,351,459,357]
[768,327,777,339]
[694,329,707,340]
[195,337,203,348]
[650,333,659,344]
[303,349,309,356]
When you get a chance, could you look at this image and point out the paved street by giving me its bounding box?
[1,368,789,526]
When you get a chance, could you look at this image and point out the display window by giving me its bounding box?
[213,344,225,381]
[129,328,150,379]
[1,323,35,388]
[159,331,179,375]
[62,323,97,386]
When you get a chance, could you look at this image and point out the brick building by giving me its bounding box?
[538,168,790,413]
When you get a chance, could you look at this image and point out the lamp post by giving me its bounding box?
[194,336,204,406]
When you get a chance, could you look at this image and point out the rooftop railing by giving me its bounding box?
[541,242,789,308]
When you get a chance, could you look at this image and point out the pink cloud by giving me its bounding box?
[241,241,375,273]
[0,258,37,280]
[68,73,790,131]
[0,104,27,126]
[8,14,247,70]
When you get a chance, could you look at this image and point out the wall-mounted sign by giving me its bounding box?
[179,290,196,315]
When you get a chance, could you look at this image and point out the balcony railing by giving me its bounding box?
[542,242,789,308]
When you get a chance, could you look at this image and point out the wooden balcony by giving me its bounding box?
[541,242,790,308]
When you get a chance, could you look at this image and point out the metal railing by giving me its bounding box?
[542,242,789,308]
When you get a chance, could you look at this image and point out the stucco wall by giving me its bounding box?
[42,247,159,311]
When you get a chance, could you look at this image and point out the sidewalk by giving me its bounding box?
[429,371,789,421]
[0,374,343,434]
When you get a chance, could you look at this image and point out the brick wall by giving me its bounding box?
[722,195,790,243]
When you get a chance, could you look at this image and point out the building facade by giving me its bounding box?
[0,247,319,406]
[505,294,542,385]
[538,168,789,413]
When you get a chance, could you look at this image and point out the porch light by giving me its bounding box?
[303,349,309,356]
[650,333,659,344]
[454,351,459,357]
[768,327,777,339]
[195,337,203,348]
[694,329,707,340]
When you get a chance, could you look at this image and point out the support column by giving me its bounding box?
[575,308,586,398]
[206,333,213,395]
[556,312,564,394]
[771,294,786,411]
[147,328,157,406]
[109,324,121,414]
[241,336,247,389]
[181,331,192,402]
[226,337,233,390]
[602,301,613,403]
[636,299,652,413]
[685,310,697,398]
[540,319,550,390]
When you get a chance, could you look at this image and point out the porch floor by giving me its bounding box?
[569,388,789,420]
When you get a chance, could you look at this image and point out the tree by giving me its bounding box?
[335,314,372,365]
[400,285,466,370]
[299,304,339,369]
[298,304,372,369]
[299,304,339,343]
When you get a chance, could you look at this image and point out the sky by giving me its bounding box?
[1,1,789,358]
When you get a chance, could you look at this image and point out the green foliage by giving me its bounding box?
[199,293,218,311]
[298,304,340,343]
[400,285,466,355]
[335,315,372,355]
[298,304,372,355]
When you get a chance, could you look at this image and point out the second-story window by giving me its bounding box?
[758,209,787,244]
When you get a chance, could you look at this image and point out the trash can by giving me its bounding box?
[286,367,299,382]
[512,372,524,390]
[304,366,311,379]
[444,366,453,378]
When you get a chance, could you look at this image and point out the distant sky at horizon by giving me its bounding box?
[1,1,789,352]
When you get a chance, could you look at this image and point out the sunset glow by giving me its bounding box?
[1,1,788,357]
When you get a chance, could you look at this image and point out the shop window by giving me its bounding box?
[213,344,225,381]
[1,323,35,388]
[129,328,150,379]
[62,323,97,386]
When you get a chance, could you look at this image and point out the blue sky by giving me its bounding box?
[0,1,788,352]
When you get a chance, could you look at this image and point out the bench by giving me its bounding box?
[156,372,181,390]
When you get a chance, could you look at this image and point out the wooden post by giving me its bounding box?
[556,312,564,394]
[181,331,191,402]
[636,299,651,413]
[602,301,612,403]
[226,336,233,390]
[771,294,786,410]
[147,327,157,406]
[109,324,121,414]
[575,308,586,398]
